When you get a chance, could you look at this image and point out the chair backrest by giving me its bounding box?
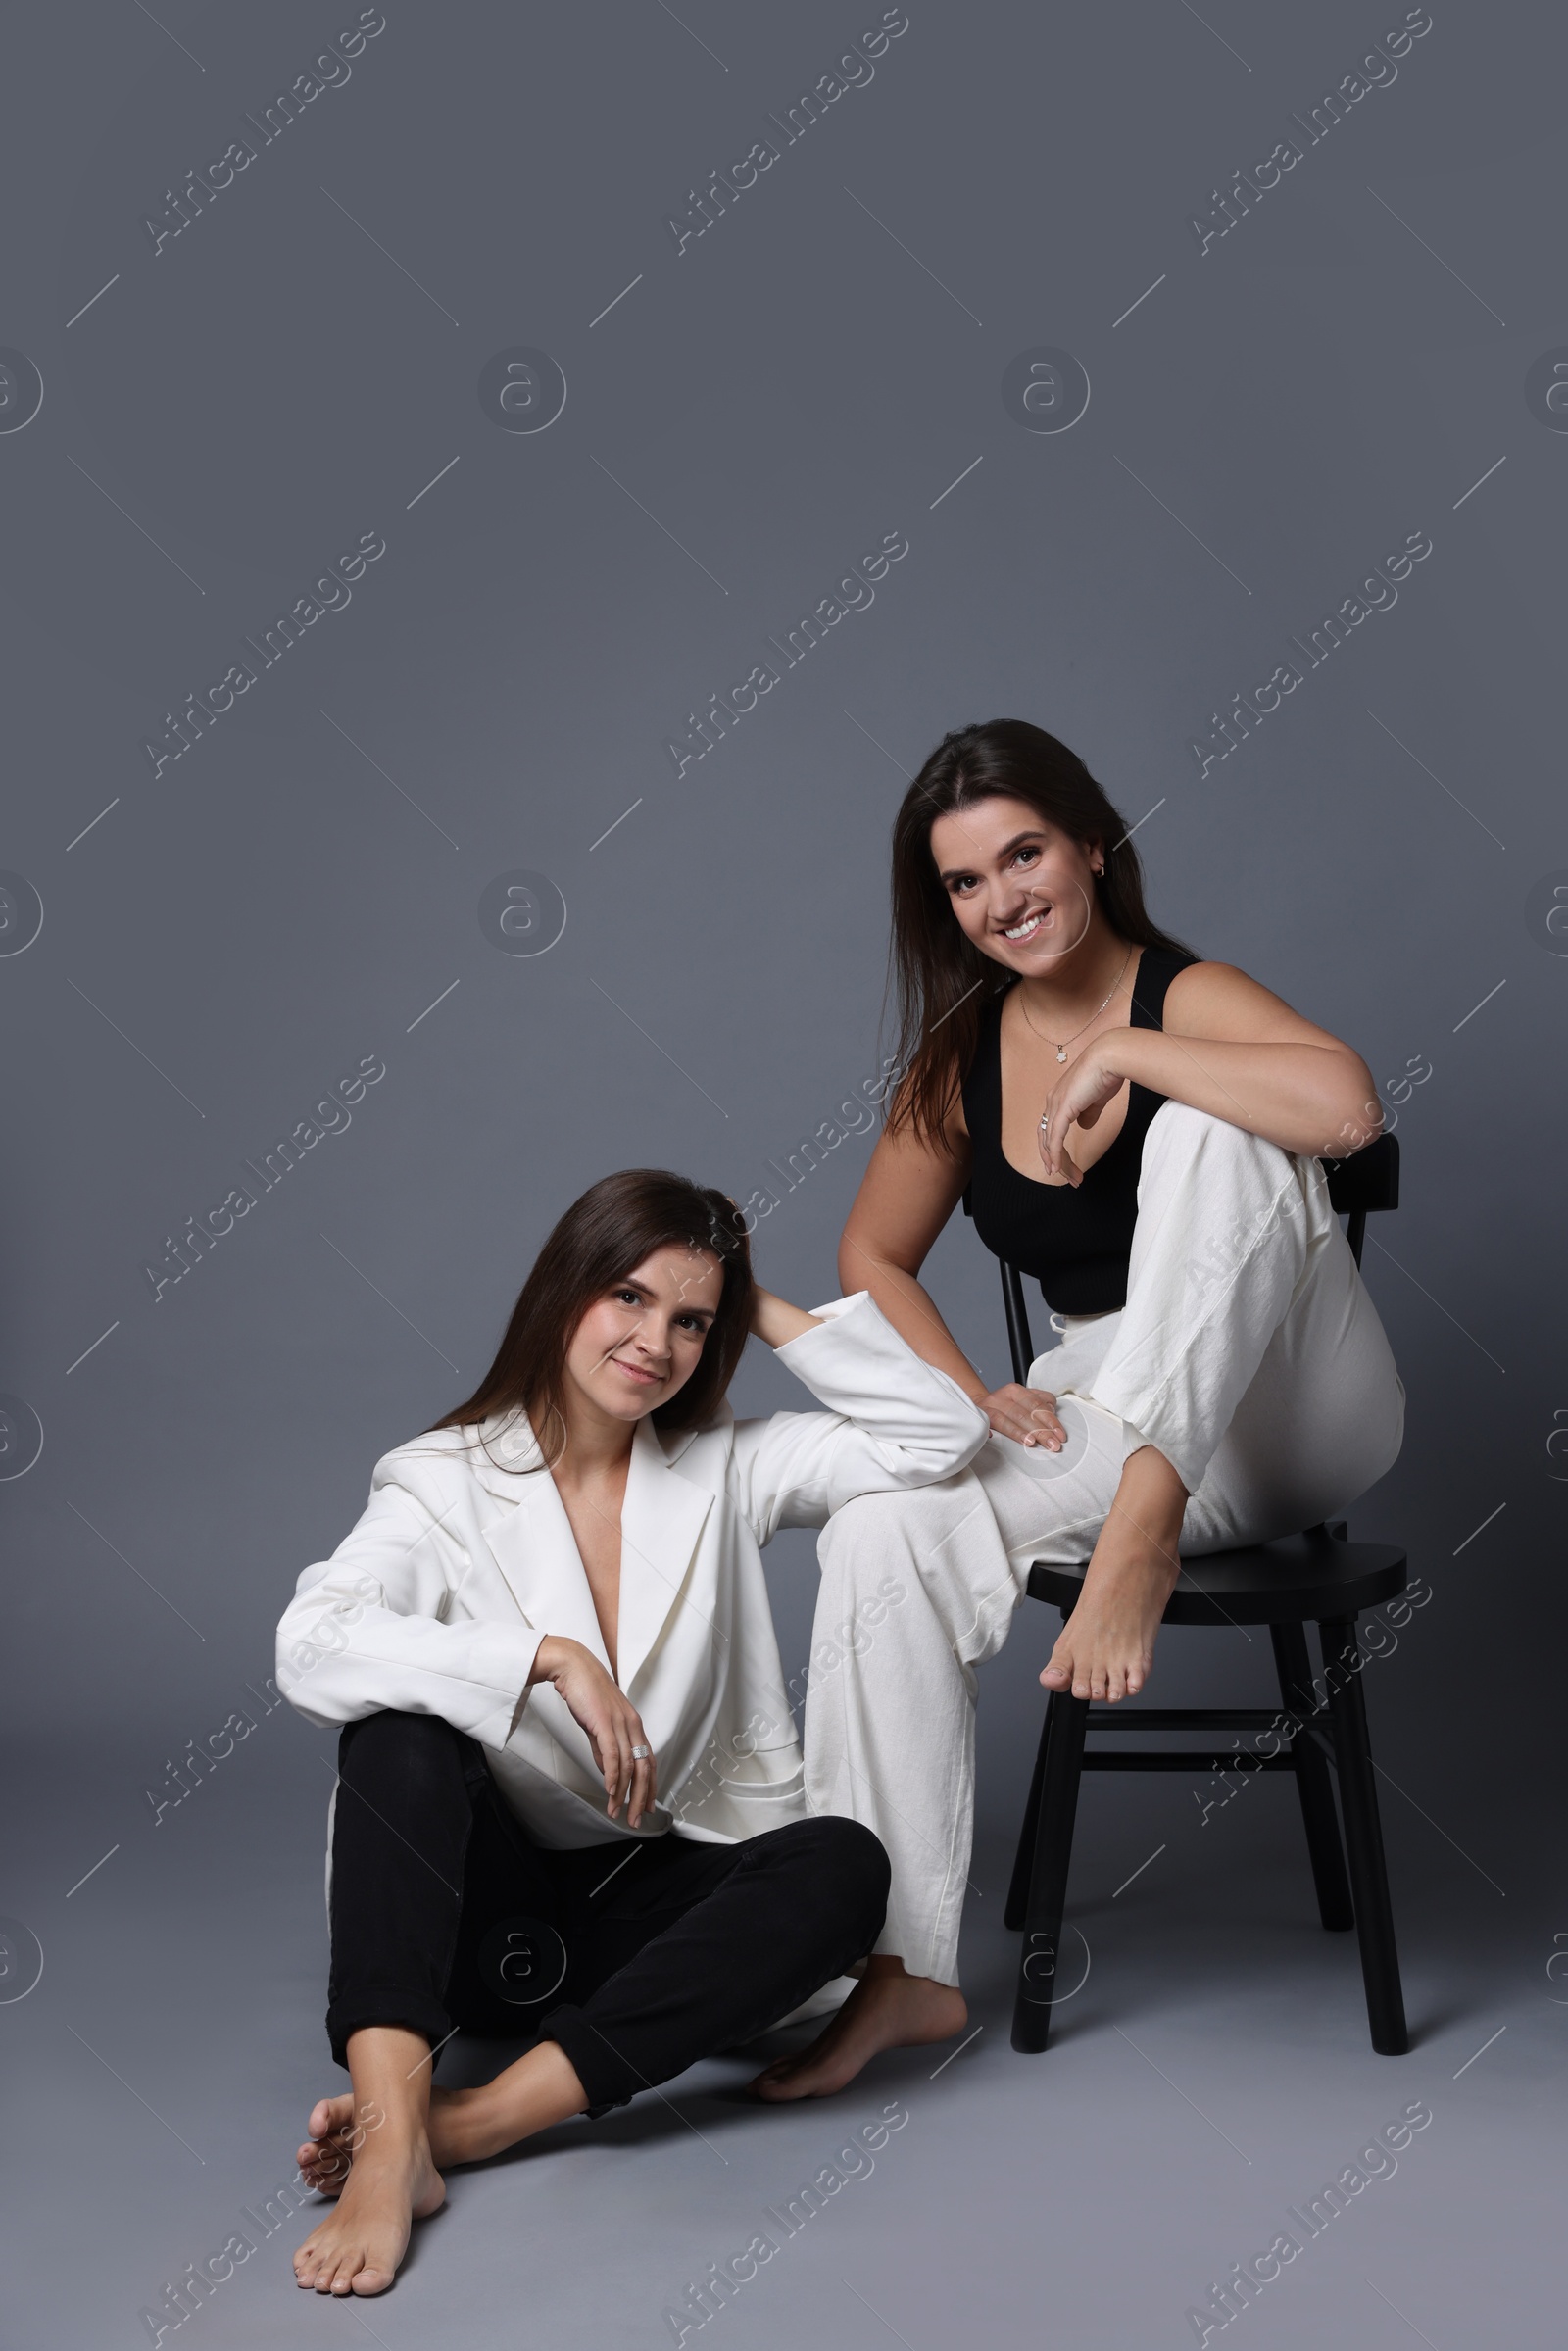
[967,1132,1400,1389]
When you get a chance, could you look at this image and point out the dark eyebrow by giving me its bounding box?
[936,829,1045,883]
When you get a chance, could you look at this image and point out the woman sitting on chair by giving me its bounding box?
[277,1168,988,2295]
[753,717,1405,2099]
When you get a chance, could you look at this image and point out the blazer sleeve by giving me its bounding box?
[726,1290,990,1542]
[275,1463,544,1751]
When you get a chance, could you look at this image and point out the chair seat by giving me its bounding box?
[1024,1525,1408,1628]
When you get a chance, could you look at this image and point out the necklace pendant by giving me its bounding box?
[1056,1048,1067,1062]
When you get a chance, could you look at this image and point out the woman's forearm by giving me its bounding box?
[836,1234,989,1400]
[750,1287,824,1348]
[1102,1031,1381,1158]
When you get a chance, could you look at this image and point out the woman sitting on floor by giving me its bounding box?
[276,1166,989,2297]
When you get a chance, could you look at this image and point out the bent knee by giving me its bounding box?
[1146,1098,1291,1174]
[790,1816,892,1917]
[339,1709,467,1797]
[342,1706,454,1752]
[819,1484,929,1543]
[816,1476,977,1570]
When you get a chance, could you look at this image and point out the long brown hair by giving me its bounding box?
[431,1169,755,1460]
[887,719,1195,1148]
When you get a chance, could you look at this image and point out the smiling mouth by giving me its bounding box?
[612,1356,663,1386]
[1002,907,1051,943]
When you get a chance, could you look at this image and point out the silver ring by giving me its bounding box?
[1039,1113,1050,1130]
[630,1743,652,1760]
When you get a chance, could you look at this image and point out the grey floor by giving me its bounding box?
[7,1665,1555,2351]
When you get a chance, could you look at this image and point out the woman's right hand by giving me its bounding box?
[529,1637,658,1827]
[980,1383,1067,1449]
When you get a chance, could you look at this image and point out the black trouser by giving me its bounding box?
[325,1710,890,2116]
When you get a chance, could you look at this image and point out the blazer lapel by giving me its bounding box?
[469,1418,612,1674]
[465,1412,715,1694]
[614,1415,715,1696]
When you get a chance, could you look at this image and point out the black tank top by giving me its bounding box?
[960,945,1198,1315]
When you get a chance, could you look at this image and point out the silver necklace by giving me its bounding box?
[1015,944,1133,1063]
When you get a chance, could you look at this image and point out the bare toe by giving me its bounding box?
[291,2137,440,2301]
[298,2139,349,2195]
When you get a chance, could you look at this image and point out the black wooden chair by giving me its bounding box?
[973,1135,1410,2056]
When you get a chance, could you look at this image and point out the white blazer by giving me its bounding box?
[276,1293,989,1856]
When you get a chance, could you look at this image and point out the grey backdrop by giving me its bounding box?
[3,2,1564,2344]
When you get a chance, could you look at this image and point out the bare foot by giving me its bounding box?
[299,2085,505,2186]
[300,2052,586,2212]
[292,2133,444,2297]
[1041,1444,1187,1702]
[297,2093,380,2196]
[299,2040,586,2220]
[749,1959,966,2100]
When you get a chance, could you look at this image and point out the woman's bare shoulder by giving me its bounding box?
[1163,957,1343,1046]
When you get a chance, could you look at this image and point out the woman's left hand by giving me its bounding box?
[1038,1052,1128,1185]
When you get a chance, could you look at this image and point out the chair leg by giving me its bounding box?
[1010,1688,1089,2053]
[1318,1616,1408,2056]
[1269,1622,1353,1933]
[1004,1697,1054,1931]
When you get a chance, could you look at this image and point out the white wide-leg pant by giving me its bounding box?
[804,1103,1405,1986]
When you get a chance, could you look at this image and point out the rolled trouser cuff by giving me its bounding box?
[325,1985,451,2073]
[535,2003,646,2118]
